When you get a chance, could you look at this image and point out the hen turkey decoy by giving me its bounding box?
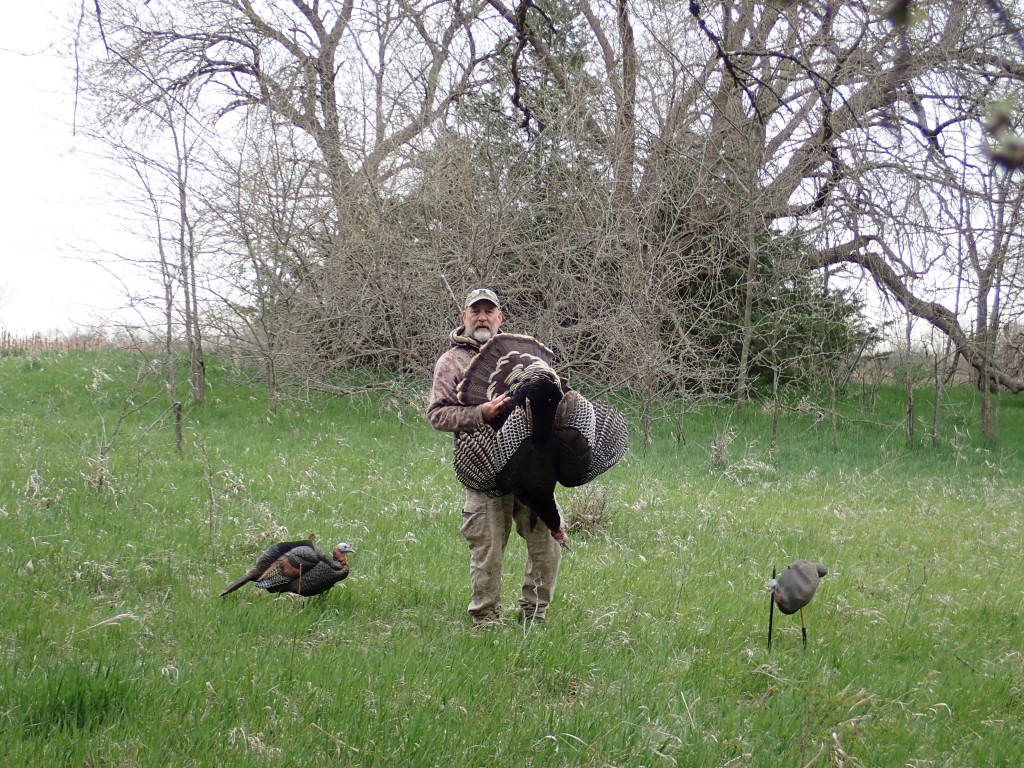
[220,540,354,598]
[453,333,628,549]
[767,559,827,649]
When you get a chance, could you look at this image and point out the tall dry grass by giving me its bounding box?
[0,328,115,353]
[2,349,1023,766]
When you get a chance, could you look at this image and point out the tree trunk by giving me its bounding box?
[932,342,946,448]
[905,314,914,444]
[735,246,758,413]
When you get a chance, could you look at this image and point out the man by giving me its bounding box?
[427,288,562,630]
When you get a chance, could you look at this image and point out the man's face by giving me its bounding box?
[463,300,503,343]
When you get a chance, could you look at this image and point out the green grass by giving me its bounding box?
[2,349,1023,766]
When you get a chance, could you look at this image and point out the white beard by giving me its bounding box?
[471,327,493,343]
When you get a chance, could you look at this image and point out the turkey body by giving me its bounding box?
[770,560,827,614]
[220,540,353,597]
[453,334,628,547]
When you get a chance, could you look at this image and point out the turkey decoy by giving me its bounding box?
[767,559,827,649]
[220,540,354,598]
[452,334,628,550]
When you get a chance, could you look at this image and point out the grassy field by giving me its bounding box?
[1,348,1022,767]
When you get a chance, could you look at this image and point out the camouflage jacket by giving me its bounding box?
[426,326,494,434]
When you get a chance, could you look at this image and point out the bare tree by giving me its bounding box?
[81,15,211,400]
[76,0,1024,426]
[478,0,1024,394]
[203,109,320,412]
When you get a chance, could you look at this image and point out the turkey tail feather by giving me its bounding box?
[458,334,556,406]
[219,576,252,597]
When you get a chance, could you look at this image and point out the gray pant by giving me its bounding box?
[460,488,562,622]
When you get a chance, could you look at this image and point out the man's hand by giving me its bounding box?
[480,393,511,423]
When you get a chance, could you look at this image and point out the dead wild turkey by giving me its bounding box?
[220,540,354,598]
[453,334,628,549]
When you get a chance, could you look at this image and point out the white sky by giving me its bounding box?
[0,0,151,336]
